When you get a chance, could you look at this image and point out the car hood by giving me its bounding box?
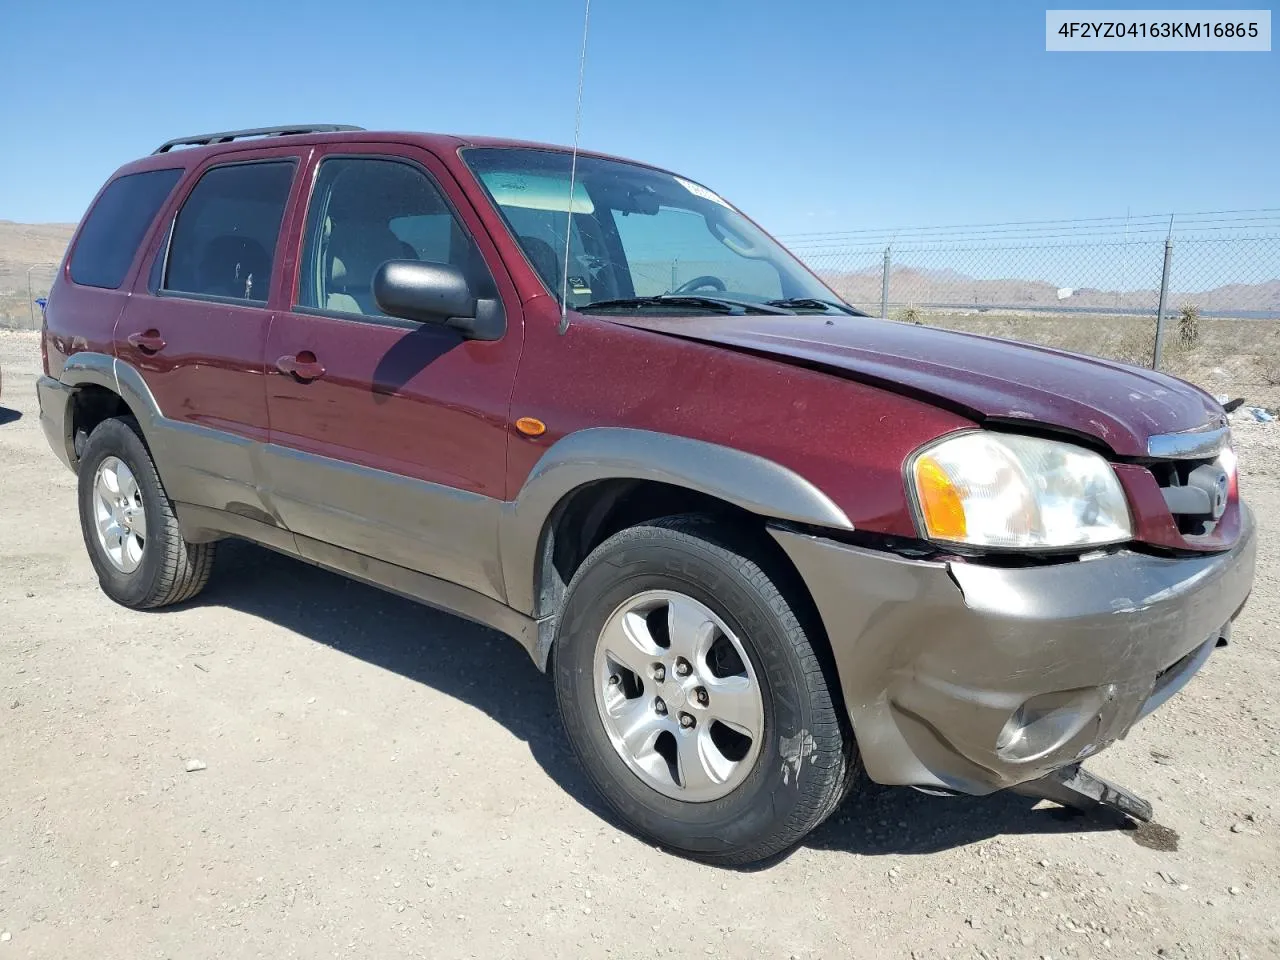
[605,314,1224,456]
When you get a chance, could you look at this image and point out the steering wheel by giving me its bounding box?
[672,275,726,294]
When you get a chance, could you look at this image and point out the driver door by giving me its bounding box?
[263,143,524,601]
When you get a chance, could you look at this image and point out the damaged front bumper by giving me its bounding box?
[771,506,1256,800]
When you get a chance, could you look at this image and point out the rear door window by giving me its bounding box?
[69,168,183,289]
[163,161,296,303]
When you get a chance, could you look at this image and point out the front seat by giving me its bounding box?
[326,222,418,315]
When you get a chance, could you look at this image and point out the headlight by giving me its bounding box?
[908,432,1132,550]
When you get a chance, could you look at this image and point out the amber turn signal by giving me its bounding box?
[913,455,968,541]
[515,417,547,438]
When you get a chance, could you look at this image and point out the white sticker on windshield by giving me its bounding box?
[674,176,731,209]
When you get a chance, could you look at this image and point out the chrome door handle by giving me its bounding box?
[127,330,166,353]
[275,352,326,381]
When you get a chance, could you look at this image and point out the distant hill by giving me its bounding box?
[819,266,1280,317]
[0,221,76,327]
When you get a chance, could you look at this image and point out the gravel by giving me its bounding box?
[1,329,1277,959]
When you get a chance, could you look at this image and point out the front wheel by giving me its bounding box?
[77,416,217,608]
[553,515,858,865]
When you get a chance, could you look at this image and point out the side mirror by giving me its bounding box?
[372,260,502,340]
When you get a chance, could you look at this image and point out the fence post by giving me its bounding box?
[26,265,38,330]
[880,246,891,319]
[1152,231,1174,370]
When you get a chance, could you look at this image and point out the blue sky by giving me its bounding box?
[2,0,1275,235]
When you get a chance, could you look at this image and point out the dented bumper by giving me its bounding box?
[771,506,1256,795]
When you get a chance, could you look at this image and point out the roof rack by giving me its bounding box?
[153,124,366,154]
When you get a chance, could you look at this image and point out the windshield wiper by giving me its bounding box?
[579,295,790,315]
[765,297,867,316]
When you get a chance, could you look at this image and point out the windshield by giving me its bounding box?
[462,147,843,312]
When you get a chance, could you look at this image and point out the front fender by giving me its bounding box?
[498,427,853,618]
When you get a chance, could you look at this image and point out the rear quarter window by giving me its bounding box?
[69,168,184,289]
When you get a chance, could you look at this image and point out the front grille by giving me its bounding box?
[1148,454,1227,537]
[1143,420,1233,541]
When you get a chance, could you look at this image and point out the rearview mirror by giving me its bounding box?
[373,261,502,340]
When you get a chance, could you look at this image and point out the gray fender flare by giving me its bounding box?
[55,353,260,512]
[498,427,853,621]
[58,352,164,431]
[44,352,160,468]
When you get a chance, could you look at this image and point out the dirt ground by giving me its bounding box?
[1,328,1278,960]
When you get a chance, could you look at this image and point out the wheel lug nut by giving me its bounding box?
[608,675,620,686]
[652,664,666,682]
[695,688,709,706]
[674,659,691,677]
[679,712,695,729]
[654,698,667,716]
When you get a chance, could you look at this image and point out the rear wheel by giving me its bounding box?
[77,417,216,608]
[553,515,858,865]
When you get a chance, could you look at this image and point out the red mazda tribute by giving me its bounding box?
[37,125,1255,864]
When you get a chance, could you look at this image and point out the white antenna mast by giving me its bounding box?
[559,0,592,335]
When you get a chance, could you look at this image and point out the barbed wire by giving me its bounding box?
[777,208,1280,244]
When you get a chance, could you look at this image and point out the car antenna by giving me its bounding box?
[559,0,592,335]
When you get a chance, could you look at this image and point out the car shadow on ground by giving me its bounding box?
[201,539,1144,864]
[804,784,1135,860]
[0,406,23,426]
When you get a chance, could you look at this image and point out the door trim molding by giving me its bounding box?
[175,503,539,652]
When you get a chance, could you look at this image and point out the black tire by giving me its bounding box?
[77,416,216,608]
[553,515,859,865]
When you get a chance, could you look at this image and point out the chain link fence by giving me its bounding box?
[781,210,1280,394]
[6,212,1280,400]
[0,262,58,331]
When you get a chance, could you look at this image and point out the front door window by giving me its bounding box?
[297,157,491,318]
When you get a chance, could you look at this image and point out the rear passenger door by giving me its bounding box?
[262,144,524,601]
[121,149,302,519]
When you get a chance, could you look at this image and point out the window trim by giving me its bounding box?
[155,156,300,308]
[289,303,428,332]
[147,215,174,294]
[290,152,500,331]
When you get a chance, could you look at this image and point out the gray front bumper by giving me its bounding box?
[772,508,1257,795]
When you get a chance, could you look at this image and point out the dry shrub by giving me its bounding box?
[1178,304,1201,347]
[1113,326,1157,368]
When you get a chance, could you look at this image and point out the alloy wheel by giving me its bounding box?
[92,456,147,573]
[592,590,764,802]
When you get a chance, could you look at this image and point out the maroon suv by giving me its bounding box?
[37,125,1255,864]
